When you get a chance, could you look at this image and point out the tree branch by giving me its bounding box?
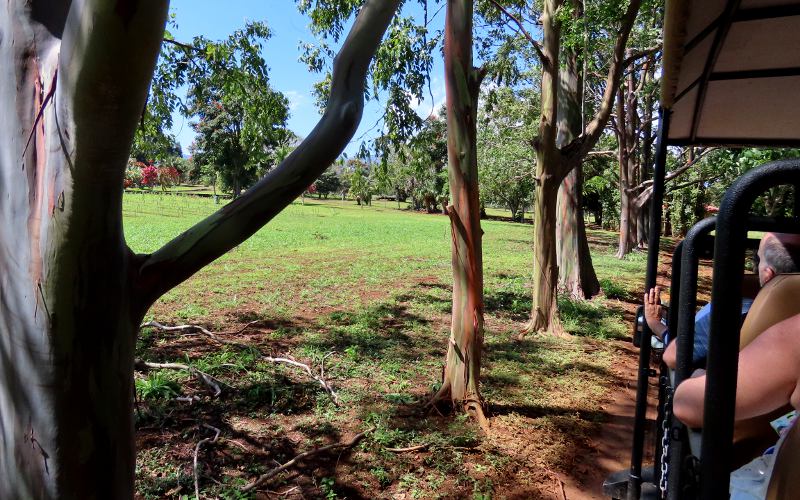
[487,0,549,69]
[566,0,642,165]
[241,428,374,492]
[193,424,221,499]
[622,44,661,67]
[134,0,402,307]
[162,37,204,55]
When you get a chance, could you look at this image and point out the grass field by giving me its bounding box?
[125,192,646,499]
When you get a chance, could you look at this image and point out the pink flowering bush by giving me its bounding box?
[157,166,180,188]
[140,165,158,187]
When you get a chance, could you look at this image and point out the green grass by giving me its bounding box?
[125,193,644,499]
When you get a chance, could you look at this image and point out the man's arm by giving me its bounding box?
[673,313,800,428]
[663,341,677,369]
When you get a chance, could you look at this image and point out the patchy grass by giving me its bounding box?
[125,194,644,499]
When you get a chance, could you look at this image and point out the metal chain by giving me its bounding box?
[659,387,673,497]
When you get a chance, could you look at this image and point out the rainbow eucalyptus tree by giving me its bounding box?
[488,0,642,333]
[430,0,489,427]
[0,0,399,497]
[555,18,600,300]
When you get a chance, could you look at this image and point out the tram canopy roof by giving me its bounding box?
[662,1,800,146]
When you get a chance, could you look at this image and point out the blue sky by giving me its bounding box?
[166,0,447,157]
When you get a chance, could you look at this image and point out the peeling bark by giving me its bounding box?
[432,0,488,428]
[527,0,640,334]
[555,47,599,300]
[0,0,400,497]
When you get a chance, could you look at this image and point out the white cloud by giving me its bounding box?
[409,79,447,119]
[284,90,307,112]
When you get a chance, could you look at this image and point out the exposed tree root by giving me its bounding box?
[384,443,430,453]
[241,427,374,492]
[519,314,569,340]
[135,359,226,397]
[193,424,220,499]
[140,321,340,404]
[464,399,490,433]
[426,382,490,432]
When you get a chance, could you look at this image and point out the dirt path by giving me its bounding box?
[560,341,659,500]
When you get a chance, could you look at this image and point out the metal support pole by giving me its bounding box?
[701,160,800,498]
[627,107,670,500]
[667,218,715,500]
[653,241,683,489]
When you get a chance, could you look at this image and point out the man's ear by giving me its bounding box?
[765,266,776,283]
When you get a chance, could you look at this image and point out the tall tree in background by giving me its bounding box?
[0,0,400,495]
[431,0,489,427]
[609,1,661,257]
[489,0,642,333]
[478,87,537,222]
[555,0,598,300]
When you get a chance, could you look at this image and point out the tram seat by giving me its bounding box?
[766,415,800,499]
[685,273,800,467]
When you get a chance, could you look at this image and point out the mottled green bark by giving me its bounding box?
[0,0,400,497]
[555,54,599,299]
[434,0,487,427]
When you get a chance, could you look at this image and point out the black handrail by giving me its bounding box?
[627,107,671,500]
[667,217,716,500]
[701,160,800,498]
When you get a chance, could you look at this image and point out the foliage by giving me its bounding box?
[143,20,291,197]
[376,113,448,212]
[157,166,180,189]
[313,168,343,198]
[299,1,444,161]
[477,87,536,220]
[135,372,181,401]
[346,158,374,205]
[665,147,800,235]
[583,135,620,229]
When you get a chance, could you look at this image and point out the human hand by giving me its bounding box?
[643,286,667,338]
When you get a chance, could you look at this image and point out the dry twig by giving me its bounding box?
[262,354,340,405]
[384,443,430,453]
[135,359,225,397]
[140,321,340,404]
[241,427,374,492]
[194,424,221,500]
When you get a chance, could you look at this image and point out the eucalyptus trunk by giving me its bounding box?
[434,0,488,428]
[0,0,400,497]
[528,0,564,334]
[615,72,641,258]
[527,0,640,334]
[555,54,599,300]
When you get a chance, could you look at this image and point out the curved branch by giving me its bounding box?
[487,0,549,69]
[566,0,642,167]
[134,0,401,307]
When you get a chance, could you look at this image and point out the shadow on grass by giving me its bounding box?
[558,297,628,340]
[484,289,531,320]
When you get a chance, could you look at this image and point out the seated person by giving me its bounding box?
[644,232,800,369]
[673,312,800,498]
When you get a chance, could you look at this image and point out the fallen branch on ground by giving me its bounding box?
[135,359,226,397]
[262,354,340,405]
[140,321,340,404]
[241,427,375,492]
[194,424,221,499]
[384,443,430,453]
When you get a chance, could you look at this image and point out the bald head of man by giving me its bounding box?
[756,232,800,286]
